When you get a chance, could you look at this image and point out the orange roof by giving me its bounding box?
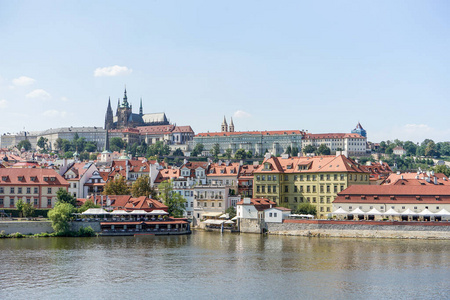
[383,173,450,186]
[124,196,168,211]
[196,130,304,137]
[335,185,450,204]
[255,155,367,174]
[236,198,277,211]
[0,168,68,186]
[207,162,240,177]
[303,133,364,139]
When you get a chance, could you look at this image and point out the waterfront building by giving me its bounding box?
[238,163,258,198]
[253,154,370,219]
[333,185,450,221]
[107,159,151,183]
[264,206,292,223]
[358,161,392,184]
[0,168,68,209]
[193,184,229,220]
[84,169,106,198]
[62,162,98,198]
[207,161,240,195]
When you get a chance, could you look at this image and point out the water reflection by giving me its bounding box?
[0,232,449,299]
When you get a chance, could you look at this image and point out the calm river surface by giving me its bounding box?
[0,231,449,300]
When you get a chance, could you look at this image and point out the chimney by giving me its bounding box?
[243,197,251,204]
[434,177,438,185]
[401,175,403,180]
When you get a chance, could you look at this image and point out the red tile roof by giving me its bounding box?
[196,130,305,137]
[303,133,365,139]
[0,168,68,186]
[237,198,276,211]
[334,185,450,204]
[255,155,367,174]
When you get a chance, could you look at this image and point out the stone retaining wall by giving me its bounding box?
[70,221,101,232]
[0,221,53,235]
[266,220,450,239]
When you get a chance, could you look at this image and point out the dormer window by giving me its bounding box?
[390,196,395,200]
[1,176,8,181]
[18,176,24,181]
[50,177,56,182]
[264,163,271,170]
[30,177,37,182]
[44,177,49,181]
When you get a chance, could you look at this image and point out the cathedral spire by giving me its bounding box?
[229,117,234,132]
[139,98,143,116]
[122,86,129,108]
[104,97,113,130]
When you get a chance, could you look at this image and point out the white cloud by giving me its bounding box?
[94,65,132,77]
[0,99,8,109]
[61,96,69,102]
[42,110,67,118]
[12,76,36,86]
[371,123,450,143]
[26,89,51,99]
[233,110,252,118]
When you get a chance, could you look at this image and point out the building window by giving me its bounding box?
[204,202,207,207]
[312,175,316,181]
[268,175,272,181]
[340,185,344,192]
[320,185,324,193]
[300,175,304,181]
[334,174,337,180]
[0,198,3,206]
[47,188,52,194]
[256,175,260,181]
[269,213,273,217]
[273,186,277,193]
[18,187,22,194]
[327,197,330,203]
[313,186,316,193]
[212,202,215,207]
[10,187,14,194]
[262,175,265,181]
[27,187,31,194]
[10,198,14,207]
[284,197,288,203]
[320,175,324,181]
[326,174,330,180]
[349,174,352,180]
[47,198,52,206]
[257,186,260,193]
[261,186,265,193]
[320,197,324,203]
[219,203,221,207]
[326,185,330,193]
[274,213,277,217]
[34,187,38,194]
[294,197,298,203]
[284,186,288,192]
[334,185,337,193]
[340,174,344,180]
[0,187,3,194]
[307,175,310,181]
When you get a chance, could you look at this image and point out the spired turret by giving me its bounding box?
[221,116,228,132]
[229,117,235,132]
[104,97,114,130]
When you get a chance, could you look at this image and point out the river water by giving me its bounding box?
[0,231,449,300]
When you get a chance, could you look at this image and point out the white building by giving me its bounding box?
[264,207,292,223]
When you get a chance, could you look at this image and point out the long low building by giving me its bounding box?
[333,185,450,219]
[0,168,69,209]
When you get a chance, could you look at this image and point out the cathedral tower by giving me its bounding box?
[229,117,235,132]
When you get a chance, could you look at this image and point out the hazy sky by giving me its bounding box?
[0,1,449,143]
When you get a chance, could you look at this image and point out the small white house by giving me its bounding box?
[264,207,292,223]
[393,146,407,156]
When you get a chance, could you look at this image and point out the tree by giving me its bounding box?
[84,141,97,153]
[103,175,130,195]
[147,141,170,156]
[246,150,253,159]
[211,143,220,160]
[17,139,31,151]
[173,148,184,157]
[291,147,299,157]
[224,148,232,160]
[22,203,35,218]
[78,199,100,213]
[234,148,247,160]
[433,165,450,177]
[16,199,25,217]
[63,151,74,159]
[37,137,48,150]
[131,175,157,198]
[191,143,204,157]
[285,146,292,156]
[61,139,72,152]
[303,145,316,154]
[79,152,90,161]
[55,138,63,151]
[225,206,236,219]
[89,153,99,160]
[110,137,126,152]
[295,203,317,216]
[316,144,331,155]
[56,188,77,206]
[48,202,75,234]
[158,180,186,217]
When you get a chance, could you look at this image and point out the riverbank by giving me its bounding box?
[267,220,450,240]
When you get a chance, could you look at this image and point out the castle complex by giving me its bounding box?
[104,88,170,130]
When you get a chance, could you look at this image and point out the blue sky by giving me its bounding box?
[0,0,449,143]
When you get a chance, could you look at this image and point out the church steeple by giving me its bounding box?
[139,98,143,116]
[122,86,129,108]
[104,97,113,130]
[221,116,228,132]
[229,117,235,132]
[116,98,120,116]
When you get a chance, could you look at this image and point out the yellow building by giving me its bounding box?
[253,154,370,219]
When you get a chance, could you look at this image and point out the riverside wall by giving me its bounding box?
[0,221,53,235]
[266,220,450,239]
